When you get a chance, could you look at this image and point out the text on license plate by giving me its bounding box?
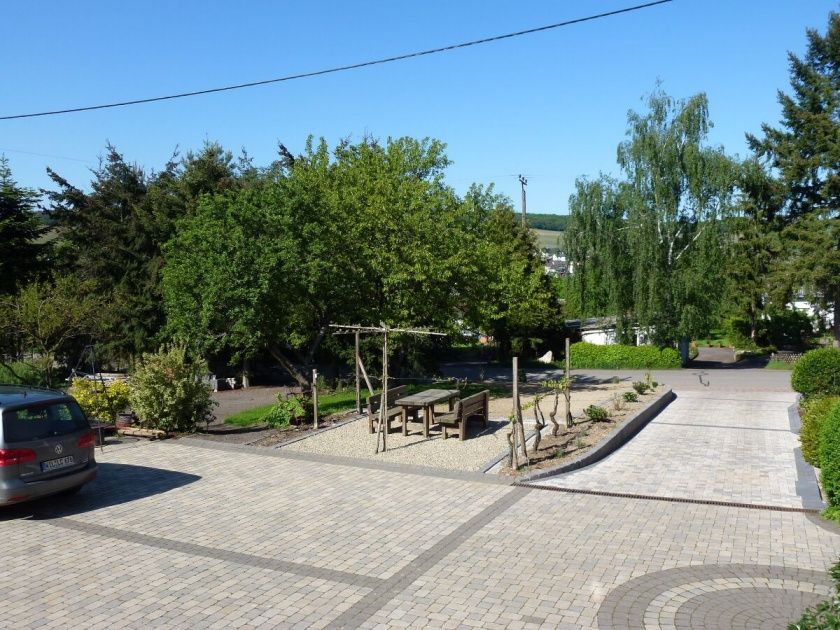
[41,456,75,472]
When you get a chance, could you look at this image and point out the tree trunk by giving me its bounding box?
[267,343,310,386]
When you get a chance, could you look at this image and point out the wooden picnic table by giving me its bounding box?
[395,389,459,438]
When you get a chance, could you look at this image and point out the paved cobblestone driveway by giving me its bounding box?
[2,386,839,629]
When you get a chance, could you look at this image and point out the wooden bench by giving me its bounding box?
[278,385,311,401]
[368,385,414,434]
[437,390,489,441]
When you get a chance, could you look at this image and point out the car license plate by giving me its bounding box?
[41,455,75,472]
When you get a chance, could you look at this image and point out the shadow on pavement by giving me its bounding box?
[687,355,770,370]
[1,462,201,522]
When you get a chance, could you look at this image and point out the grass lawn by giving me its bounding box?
[765,360,795,370]
[224,381,510,427]
[694,328,730,347]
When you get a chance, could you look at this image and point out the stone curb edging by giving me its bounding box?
[265,412,363,447]
[517,387,676,483]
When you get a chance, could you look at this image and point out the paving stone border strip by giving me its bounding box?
[596,563,835,629]
[42,518,383,589]
[178,437,511,486]
[515,482,822,513]
[514,388,676,483]
[325,486,531,629]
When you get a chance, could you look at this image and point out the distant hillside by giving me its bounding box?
[534,229,564,250]
[514,213,569,231]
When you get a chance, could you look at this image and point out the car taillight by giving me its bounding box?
[77,432,95,449]
[0,448,37,467]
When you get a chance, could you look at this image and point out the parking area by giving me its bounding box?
[3,386,840,630]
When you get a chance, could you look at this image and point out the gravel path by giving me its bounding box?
[280,382,628,472]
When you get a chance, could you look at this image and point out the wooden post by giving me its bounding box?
[564,337,573,428]
[376,330,389,453]
[312,368,319,429]
[355,330,361,414]
[510,357,520,469]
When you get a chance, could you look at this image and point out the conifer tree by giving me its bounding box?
[748,11,840,346]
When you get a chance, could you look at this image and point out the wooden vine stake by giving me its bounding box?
[355,330,362,414]
[312,368,319,429]
[564,337,573,429]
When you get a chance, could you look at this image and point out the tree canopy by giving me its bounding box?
[566,89,737,351]
[748,11,840,346]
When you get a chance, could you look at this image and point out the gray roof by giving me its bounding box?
[0,386,72,409]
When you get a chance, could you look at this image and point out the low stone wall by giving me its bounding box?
[517,387,676,483]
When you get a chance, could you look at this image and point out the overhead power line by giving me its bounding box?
[0,0,672,121]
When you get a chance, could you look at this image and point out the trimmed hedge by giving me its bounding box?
[800,396,840,466]
[792,348,840,398]
[569,342,682,370]
[818,401,840,513]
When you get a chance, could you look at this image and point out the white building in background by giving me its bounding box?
[791,297,835,331]
[566,317,649,346]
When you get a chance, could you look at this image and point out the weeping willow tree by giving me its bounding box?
[567,88,737,356]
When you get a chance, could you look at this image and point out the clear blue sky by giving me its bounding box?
[2,1,837,214]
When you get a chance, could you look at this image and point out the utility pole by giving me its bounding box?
[518,174,528,229]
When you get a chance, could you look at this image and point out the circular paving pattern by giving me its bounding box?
[597,564,834,629]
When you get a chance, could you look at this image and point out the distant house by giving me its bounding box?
[565,317,648,346]
[542,251,568,276]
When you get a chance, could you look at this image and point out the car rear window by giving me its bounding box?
[2,402,90,443]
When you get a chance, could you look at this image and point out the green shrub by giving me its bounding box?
[68,377,131,423]
[583,405,609,422]
[818,403,840,512]
[623,391,638,403]
[0,361,45,386]
[790,558,840,629]
[800,396,840,466]
[758,307,814,349]
[792,348,840,398]
[129,344,215,433]
[262,395,311,428]
[632,381,649,395]
[651,381,659,388]
[724,316,755,350]
[568,342,682,370]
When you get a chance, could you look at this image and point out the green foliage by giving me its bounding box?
[818,402,840,511]
[759,308,814,349]
[128,344,215,432]
[623,391,638,403]
[789,558,840,629]
[262,396,309,428]
[0,156,46,294]
[68,378,131,423]
[163,137,562,381]
[567,88,738,346]
[583,405,609,422]
[800,396,840,466]
[569,342,682,370]
[749,11,840,347]
[46,143,247,361]
[0,361,44,386]
[792,348,840,397]
[0,275,105,385]
[632,381,650,395]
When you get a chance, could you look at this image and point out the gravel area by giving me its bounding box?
[280,382,632,472]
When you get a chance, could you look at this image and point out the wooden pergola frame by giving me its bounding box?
[329,324,446,452]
